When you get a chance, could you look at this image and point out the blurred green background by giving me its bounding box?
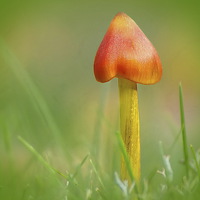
[0,0,200,199]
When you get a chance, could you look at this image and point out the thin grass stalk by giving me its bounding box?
[179,83,189,177]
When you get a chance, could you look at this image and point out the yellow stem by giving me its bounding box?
[118,78,140,184]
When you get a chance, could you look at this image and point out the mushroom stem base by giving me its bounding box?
[118,78,140,184]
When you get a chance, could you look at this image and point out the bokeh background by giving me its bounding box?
[0,0,200,198]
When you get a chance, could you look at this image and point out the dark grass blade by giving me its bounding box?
[72,154,89,180]
[179,83,189,177]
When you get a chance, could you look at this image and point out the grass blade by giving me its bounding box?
[179,83,189,177]
[116,131,134,182]
[190,145,200,180]
[18,136,56,175]
[71,154,89,179]
[89,158,105,189]
[116,131,139,195]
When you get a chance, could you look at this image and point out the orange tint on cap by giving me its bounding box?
[94,12,162,85]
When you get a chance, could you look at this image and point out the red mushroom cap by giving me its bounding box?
[94,12,162,85]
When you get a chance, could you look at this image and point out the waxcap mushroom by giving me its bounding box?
[94,12,162,84]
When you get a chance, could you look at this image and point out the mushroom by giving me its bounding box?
[94,12,162,183]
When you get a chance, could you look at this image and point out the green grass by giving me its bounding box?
[179,83,189,178]
[1,40,200,200]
